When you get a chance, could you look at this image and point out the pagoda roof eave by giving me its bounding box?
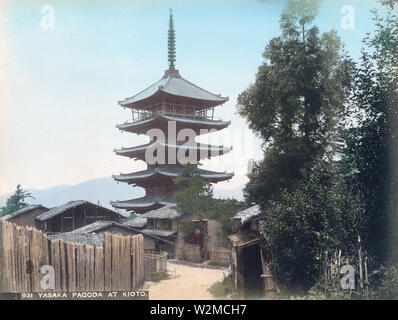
[116,114,231,133]
[112,168,234,184]
[110,196,176,210]
[114,141,232,157]
[118,72,229,108]
[119,90,228,109]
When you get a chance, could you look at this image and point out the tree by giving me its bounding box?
[174,164,246,238]
[237,0,355,292]
[173,164,214,216]
[261,173,361,292]
[341,1,398,265]
[0,185,34,217]
[238,0,352,206]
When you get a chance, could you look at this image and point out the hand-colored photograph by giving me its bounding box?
[0,0,397,307]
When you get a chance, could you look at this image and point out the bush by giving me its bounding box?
[208,277,235,298]
[146,272,170,282]
[261,174,359,292]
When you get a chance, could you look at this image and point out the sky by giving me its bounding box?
[0,0,390,198]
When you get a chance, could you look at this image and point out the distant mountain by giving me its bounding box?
[0,178,144,214]
[0,177,243,214]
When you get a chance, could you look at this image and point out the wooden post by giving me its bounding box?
[72,207,75,230]
[358,236,363,292]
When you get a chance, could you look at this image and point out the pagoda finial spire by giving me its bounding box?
[168,8,176,70]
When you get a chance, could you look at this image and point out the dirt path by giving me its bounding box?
[143,261,227,300]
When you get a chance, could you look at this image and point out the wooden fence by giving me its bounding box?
[175,244,202,263]
[144,249,168,276]
[208,247,230,266]
[0,221,144,293]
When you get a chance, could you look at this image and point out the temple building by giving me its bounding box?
[111,10,233,214]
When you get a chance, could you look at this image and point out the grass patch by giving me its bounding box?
[146,272,170,282]
[208,277,235,298]
[207,261,228,267]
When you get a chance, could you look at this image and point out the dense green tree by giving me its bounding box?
[341,1,398,264]
[0,185,34,217]
[173,164,214,216]
[174,164,246,237]
[262,173,361,291]
[237,0,356,292]
[238,0,352,205]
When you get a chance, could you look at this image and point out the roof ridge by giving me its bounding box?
[176,75,229,101]
[118,77,165,105]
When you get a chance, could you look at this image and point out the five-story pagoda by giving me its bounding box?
[111,10,233,214]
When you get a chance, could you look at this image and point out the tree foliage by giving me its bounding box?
[174,164,246,237]
[174,164,214,216]
[237,0,397,295]
[238,0,352,205]
[0,185,34,217]
[341,4,398,264]
[261,174,360,291]
[237,0,357,292]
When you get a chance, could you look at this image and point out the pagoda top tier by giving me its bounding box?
[118,70,229,109]
[118,9,228,110]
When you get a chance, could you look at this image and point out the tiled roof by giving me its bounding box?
[52,221,173,244]
[113,167,234,182]
[0,204,48,221]
[49,233,105,247]
[110,196,175,209]
[119,72,228,107]
[114,141,231,158]
[66,221,114,234]
[123,216,148,228]
[232,205,265,225]
[140,205,181,219]
[116,114,231,132]
[35,200,123,221]
[141,228,177,237]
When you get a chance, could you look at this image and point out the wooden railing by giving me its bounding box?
[130,103,218,123]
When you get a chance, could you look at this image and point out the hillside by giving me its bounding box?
[0,177,243,213]
[0,177,144,213]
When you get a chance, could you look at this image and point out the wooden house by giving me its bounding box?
[49,220,172,250]
[139,204,181,257]
[0,205,49,228]
[228,205,277,299]
[1,201,125,234]
[174,215,227,263]
[35,200,124,233]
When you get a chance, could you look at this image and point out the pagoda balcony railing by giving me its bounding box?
[128,102,220,123]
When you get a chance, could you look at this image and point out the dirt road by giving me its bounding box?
[144,261,227,300]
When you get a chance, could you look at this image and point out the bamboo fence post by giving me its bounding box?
[358,236,364,292]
